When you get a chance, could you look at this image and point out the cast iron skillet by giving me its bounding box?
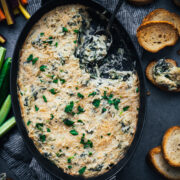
[10,0,146,179]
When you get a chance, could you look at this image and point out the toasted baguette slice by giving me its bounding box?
[162,126,180,167]
[127,0,154,6]
[149,146,180,180]
[145,59,180,92]
[142,9,180,35]
[137,21,179,53]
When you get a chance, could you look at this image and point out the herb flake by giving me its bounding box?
[39,134,46,142]
[123,106,130,111]
[92,99,100,108]
[77,93,84,99]
[70,129,78,136]
[40,65,47,72]
[35,105,39,111]
[88,92,96,97]
[42,95,47,102]
[63,119,74,126]
[79,167,86,175]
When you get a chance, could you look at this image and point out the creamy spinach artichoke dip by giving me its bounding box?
[17,5,140,177]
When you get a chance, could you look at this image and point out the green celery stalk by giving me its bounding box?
[0,47,6,70]
[0,71,9,107]
[0,57,11,90]
[0,117,16,138]
[0,95,11,126]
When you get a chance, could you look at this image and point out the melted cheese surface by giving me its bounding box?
[17,5,139,177]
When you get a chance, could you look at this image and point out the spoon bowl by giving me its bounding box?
[92,0,124,61]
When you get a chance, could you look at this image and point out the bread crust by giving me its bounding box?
[142,9,171,24]
[146,59,180,92]
[127,0,154,6]
[142,8,180,35]
[137,21,179,53]
[162,126,180,167]
[149,146,180,180]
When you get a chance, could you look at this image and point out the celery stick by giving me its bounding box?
[0,47,6,70]
[0,95,11,126]
[0,117,16,138]
[0,57,11,90]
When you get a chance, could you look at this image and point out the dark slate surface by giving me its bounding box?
[0,0,180,179]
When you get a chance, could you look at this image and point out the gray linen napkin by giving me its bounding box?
[0,0,159,179]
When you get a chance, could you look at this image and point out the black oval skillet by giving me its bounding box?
[10,0,146,179]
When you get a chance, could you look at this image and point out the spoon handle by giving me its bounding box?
[106,0,124,31]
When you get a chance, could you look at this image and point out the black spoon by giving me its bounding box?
[94,0,124,54]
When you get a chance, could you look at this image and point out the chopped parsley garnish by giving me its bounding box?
[36,123,43,131]
[35,105,39,111]
[27,54,33,61]
[40,65,47,72]
[67,156,74,163]
[62,27,68,32]
[70,129,79,136]
[89,152,93,156]
[32,57,39,65]
[107,133,111,136]
[77,93,84,99]
[60,79,66,84]
[47,128,51,132]
[79,167,86,175]
[27,120,31,126]
[64,101,75,115]
[74,40,77,44]
[50,114,54,120]
[102,107,107,113]
[27,54,39,65]
[119,111,123,116]
[77,105,85,114]
[92,99,101,108]
[40,32,44,36]
[112,99,120,110]
[68,165,72,169]
[56,153,61,157]
[88,91,96,97]
[77,119,83,123]
[39,134,46,142]
[49,88,57,94]
[47,40,53,45]
[74,29,79,33]
[123,106,130,111]
[63,119,74,126]
[136,88,139,93]
[80,133,93,148]
[55,42,58,47]
[53,79,58,83]
[102,91,120,110]
[46,74,54,79]
[42,95,47,102]
[75,87,79,90]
